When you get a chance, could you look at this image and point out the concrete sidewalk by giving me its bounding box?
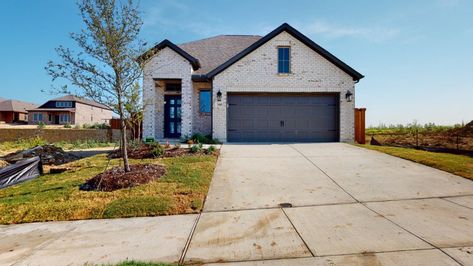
[2,143,473,265]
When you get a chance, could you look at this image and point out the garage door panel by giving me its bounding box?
[227,94,339,142]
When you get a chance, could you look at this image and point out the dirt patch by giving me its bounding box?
[79,164,166,192]
[109,144,216,159]
[1,144,78,165]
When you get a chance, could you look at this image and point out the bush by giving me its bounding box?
[149,142,164,157]
[206,145,216,154]
[82,123,110,129]
[63,123,72,128]
[190,143,203,153]
[37,121,45,129]
[188,133,221,144]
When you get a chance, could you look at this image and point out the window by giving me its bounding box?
[56,101,72,108]
[199,90,211,113]
[59,114,70,123]
[33,113,43,121]
[278,47,290,74]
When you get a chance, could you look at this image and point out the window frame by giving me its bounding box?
[59,114,70,123]
[33,113,43,122]
[277,46,291,74]
[198,90,212,114]
[56,101,72,108]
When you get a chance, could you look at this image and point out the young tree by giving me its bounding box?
[46,0,144,172]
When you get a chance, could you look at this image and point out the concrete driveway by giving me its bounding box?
[184,143,473,265]
[3,143,473,265]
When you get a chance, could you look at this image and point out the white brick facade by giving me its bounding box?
[142,47,194,139]
[212,31,356,142]
[142,30,358,142]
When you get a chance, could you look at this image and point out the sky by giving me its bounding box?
[0,0,472,126]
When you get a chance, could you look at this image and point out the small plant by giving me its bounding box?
[174,143,181,149]
[190,143,203,153]
[206,145,216,154]
[63,123,72,128]
[149,142,164,157]
[187,133,221,144]
[37,121,45,129]
[164,141,171,149]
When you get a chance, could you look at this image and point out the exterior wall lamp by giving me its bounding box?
[216,90,222,102]
[345,90,353,102]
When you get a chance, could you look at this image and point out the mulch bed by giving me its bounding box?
[79,164,166,192]
[109,145,213,159]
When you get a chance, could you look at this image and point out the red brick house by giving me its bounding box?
[0,98,38,123]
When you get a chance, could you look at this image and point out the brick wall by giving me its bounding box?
[142,47,194,139]
[74,102,113,125]
[0,128,128,143]
[192,81,212,136]
[212,31,356,142]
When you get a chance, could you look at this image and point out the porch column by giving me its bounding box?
[180,76,193,138]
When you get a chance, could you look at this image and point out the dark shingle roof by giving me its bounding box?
[49,95,111,110]
[0,99,38,113]
[177,35,261,75]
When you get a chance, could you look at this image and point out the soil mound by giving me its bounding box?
[2,145,77,165]
[80,164,165,192]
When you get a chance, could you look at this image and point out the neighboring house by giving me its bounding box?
[140,23,364,142]
[0,98,38,123]
[27,95,113,126]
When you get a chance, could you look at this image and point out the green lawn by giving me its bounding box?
[357,144,473,180]
[0,153,217,224]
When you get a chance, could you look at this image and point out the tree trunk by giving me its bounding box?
[118,99,131,172]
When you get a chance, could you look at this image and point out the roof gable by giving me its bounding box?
[207,23,364,81]
[37,95,111,110]
[138,39,200,70]
[178,35,261,75]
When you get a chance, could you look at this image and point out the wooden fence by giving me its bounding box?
[354,108,366,144]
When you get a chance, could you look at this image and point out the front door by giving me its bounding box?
[164,95,182,138]
[54,115,60,124]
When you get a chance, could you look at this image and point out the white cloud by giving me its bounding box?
[298,20,400,43]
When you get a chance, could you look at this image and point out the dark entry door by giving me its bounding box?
[164,95,182,138]
[54,115,60,124]
[227,93,339,142]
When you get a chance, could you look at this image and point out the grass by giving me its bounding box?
[0,153,217,224]
[357,144,473,180]
[0,137,116,156]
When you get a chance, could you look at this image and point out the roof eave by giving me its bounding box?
[138,39,201,71]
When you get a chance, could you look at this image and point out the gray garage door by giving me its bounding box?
[227,94,339,142]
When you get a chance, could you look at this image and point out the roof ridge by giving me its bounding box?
[178,34,261,46]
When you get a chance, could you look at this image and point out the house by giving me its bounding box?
[27,95,113,126]
[0,98,38,123]
[140,23,364,142]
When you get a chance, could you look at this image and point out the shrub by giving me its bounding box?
[206,145,216,154]
[149,142,164,157]
[37,121,45,129]
[63,123,72,128]
[82,123,110,129]
[174,143,181,149]
[190,143,203,153]
[188,133,221,144]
